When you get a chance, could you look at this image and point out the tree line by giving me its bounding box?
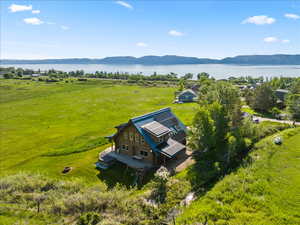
[189,74,299,189]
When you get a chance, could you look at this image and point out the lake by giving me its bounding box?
[2,64,300,79]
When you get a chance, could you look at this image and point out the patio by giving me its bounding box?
[100,147,153,170]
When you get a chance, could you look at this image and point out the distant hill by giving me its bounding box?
[1,54,299,65]
[220,54,300,65]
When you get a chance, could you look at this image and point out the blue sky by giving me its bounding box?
[1,0,300,59]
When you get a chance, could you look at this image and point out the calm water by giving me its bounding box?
[2,64,300,79]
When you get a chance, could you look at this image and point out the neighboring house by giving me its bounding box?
[275,89,289,102]
[104,108,187,169]
[176,89,198,103]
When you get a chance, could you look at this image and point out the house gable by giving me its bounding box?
[178,89,198,102]
[113,121,154,163]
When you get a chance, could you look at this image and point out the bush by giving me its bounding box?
[77,212,102,225]
[271,107,281,118]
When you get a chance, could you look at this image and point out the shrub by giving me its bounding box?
[77,212,102,225]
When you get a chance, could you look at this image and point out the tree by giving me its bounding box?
[190,81,251,173]
[200,81,242,128]
[183,73,193,80]
[3,73,14,79]
[250,83,276,112]
[286,94,300,120]
[197,72,209,81]
[151,166,170,204]
[290,79,300,94]
[189,106,215,159]
[271,107,281,118]
[178,79,186,91]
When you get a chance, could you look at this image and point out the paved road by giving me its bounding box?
[256,117,300,126]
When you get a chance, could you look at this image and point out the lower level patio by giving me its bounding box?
[99,147,153,170]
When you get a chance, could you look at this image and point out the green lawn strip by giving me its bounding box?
[176,128,300,225]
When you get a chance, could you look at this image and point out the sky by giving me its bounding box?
[1,0,300,59]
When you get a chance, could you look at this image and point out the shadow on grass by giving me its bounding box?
[185,148,253,199]
[185,159,221,195]
[97,162,156,189]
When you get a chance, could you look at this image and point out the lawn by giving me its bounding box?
[176,127,300,225]
[0,79,197,184]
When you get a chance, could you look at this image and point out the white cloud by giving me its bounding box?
[263,37,290,44]
[8,4,32,12]
[46,22,56,25]
[116,1,133,9]
[23,17,44,25]
[242,15,276,25]
[168,30,184,36]
[284,13,300,19]
[61,25,70,30]
[263,37,279,43]
[32,10,40,14]
[136,42,148,47]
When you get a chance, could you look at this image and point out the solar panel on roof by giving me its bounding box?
[142,121,171,137]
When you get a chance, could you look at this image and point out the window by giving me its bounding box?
[140,151,148,157]
[158,136,164,143]
[129,133,133,141]
[135,133,139,142]
[141,138,145,144]
[122,145,128,151]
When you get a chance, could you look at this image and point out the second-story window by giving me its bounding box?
[124,132,128,140]
[158,136,164,143]
[129,133,133,142]
[135,133,139,142]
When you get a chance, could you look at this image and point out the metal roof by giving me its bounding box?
[158,138,185,158]
[275,89,289,93]
[178,89,198,97]
[130,108,186,155]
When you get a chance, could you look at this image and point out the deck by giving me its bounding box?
[100,147,153,170]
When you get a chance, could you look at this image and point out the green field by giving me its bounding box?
[176,127,300,225]
[0,79,197,184]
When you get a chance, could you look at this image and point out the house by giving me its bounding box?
[31,74,41,77]
[175,89,198,103]
[103,108,187,169]
[275,89,289,102]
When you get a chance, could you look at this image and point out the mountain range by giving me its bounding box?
[1,54,299,65]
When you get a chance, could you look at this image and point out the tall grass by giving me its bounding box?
[0,172,192,224]
[176,128,300,225]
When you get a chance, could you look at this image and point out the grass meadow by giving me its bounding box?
[0,79,197,184]
[176,127,300,225]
